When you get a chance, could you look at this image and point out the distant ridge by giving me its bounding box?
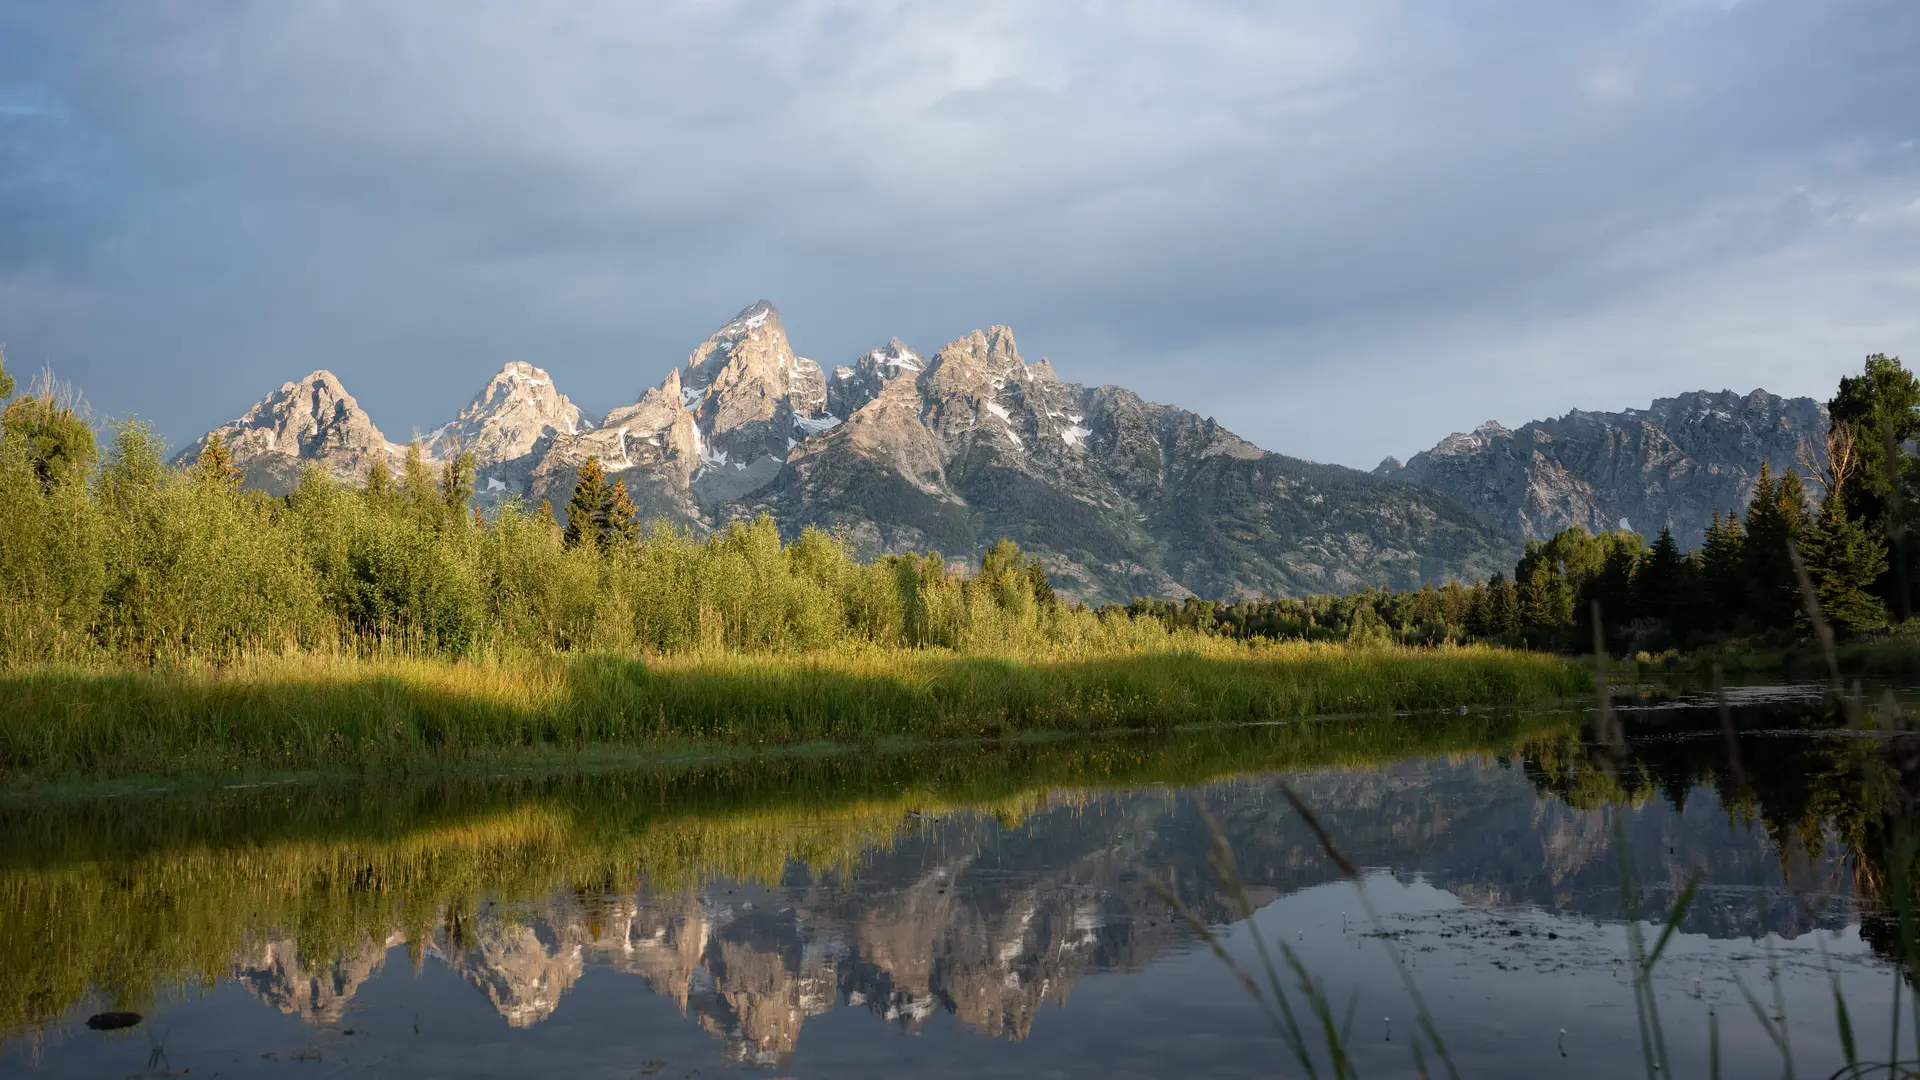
[1375,390,1829,543]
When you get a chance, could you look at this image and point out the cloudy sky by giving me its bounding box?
[1,1,1915,468]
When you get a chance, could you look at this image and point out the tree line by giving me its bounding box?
[1126,354,1911,654]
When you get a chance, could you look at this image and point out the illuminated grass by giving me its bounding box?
[0,641,1587,783]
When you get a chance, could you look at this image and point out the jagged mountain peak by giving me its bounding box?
[190,302,1527,602]
[827,339,926,419]
[422,360,588,502]
[928,325,1025,381]
[1391,388,1828,542]
[172,368,395,495]
[424,360,585,461]
[725,298,779,330]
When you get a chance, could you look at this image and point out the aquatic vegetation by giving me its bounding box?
[0,642,1586,784]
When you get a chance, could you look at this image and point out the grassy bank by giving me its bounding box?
[1617,635,1920,681]
[0,708,1579,1036]
[0,641,1587,785]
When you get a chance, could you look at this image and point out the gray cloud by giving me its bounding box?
[0,0,1915,466]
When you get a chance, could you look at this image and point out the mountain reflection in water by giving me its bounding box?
[5,689,1918,1078]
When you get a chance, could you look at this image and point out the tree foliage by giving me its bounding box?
[193,431,244,488]
[562,458,609,551]
[1799,491,1889,634]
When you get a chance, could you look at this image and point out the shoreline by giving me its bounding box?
[0,643,1588,790]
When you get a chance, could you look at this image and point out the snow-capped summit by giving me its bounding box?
[426,362,586,456]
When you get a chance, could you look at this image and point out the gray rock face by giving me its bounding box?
[1379,390,1830,544]
[170,370,399,495]
[731,319,1518,602]
[189,302,1519,601]
[423,361,588,506]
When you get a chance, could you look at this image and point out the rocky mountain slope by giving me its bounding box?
[183,301,1519,602]
[171,370,401,493]
[1375,390,1829,544]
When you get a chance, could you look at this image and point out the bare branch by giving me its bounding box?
[1797,423,1856,501]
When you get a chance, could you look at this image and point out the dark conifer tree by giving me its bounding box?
[1828,354,1919,615]
[1634,526,1686,626]
[1743,461,1810,631]
[1489,572,1520,636]
[1800,491,1890,634]
[563,458,609,550]
[1698,508,1747,631]
[1466,578,1491,638]
[1585,532,1641,642]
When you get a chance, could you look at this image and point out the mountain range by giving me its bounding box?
[176,300,1828,600]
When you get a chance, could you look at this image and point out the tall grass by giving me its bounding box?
[0,641,1585,784]
[0,421,1149,665]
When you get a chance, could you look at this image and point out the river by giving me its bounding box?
[3,684,1914,1077]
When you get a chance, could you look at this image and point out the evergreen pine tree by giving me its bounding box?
[0,345,13,401]
[1584,532,1641,641]
[563,457,608,550]
[1024,560,1057,609]
[1799,490,1890,634]
[1489,573,1520,636]
[1743,461,1811,631]
[1634,527,1686,626]
[1466,578,1491,638]
[193,431,243,487]
[1699,508,1747,631]
[603,477,640,548]
[1518,554,1559,635]
[537,499,559,534]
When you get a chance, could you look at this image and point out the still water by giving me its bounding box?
[4,687,1917,1077]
